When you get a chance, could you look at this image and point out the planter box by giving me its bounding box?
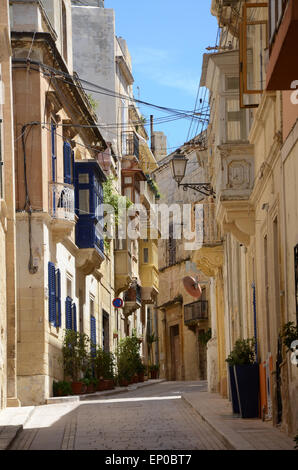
[97,380,107,392]
[71,381,86,395]
[228,366,240,414]
[103,379,115,390]
[150,370,158,379]
[119,379,129,387]
[138,373,145,383]
[234,364,260,418]
[85,384,95,394]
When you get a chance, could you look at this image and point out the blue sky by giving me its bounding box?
[104,0,218,153]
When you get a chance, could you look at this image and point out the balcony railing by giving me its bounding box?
[124,283,142,304]
[49,182,75,221]
[122,131,139,160]
[184,300,208,324]
[269,0,289,48]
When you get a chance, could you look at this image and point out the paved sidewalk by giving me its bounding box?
[0,380,164,450]
[0,406,35,450]
[46,379,165,404]
[182,391,295,450]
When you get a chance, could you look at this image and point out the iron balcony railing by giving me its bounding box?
[124,283,142,304]
[122,131,139,160]
[184,300,208,323]
[49,182,75,221]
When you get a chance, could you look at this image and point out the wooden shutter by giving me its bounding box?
[51,124,56,182]
[72,303,77,332]
[90,316,96,356]
[65,296,72,330]
[48,262,56,324]
[56,268,61,327]
[63,142,72,184]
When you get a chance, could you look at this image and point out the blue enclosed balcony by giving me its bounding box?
[74,160,106,275]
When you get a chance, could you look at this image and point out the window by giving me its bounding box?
[143,247,149,263]
[79,189,90,215]
[239,3,268,108]
[63,141,72,184]
[51,121,57,182]
[226,99,248,142]
[48,262,61,327]
[269,0,287,46]
[168,222,176,266]
[66,296,77,331]
[90,315,96,356]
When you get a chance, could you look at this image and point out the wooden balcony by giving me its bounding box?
[184,300,208,324]
[267,0,298,90]
[48,182,75,242]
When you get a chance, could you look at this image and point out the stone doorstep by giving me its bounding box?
[46,379,165,405]
[182,393,295,451]
[0,406,35,451]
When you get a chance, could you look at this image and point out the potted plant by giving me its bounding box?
[226,338,259,418]
[62,329,90,395]
[53,380,72,397]
[281,321,298,351]
[94,347,115,390]
[149,364,159,379]
[113,330,119,340]
[136,362,146,382]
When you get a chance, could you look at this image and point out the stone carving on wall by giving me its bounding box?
[227,160,251,190]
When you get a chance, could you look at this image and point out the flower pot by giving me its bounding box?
[86,384,95,394]
[234,364,260,418]
[228,366,240,414]
[132,375,139,384]
[71,381,86,395]
[103,379,115,390]
[97,380,106,392]
[138,373,144,383]
[119,379,129,387]
[113,333,118,340]
[150,370,158,379]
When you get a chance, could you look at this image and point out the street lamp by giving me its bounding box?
[170,150,214,197]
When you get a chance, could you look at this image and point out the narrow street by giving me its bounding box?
[10,382,228,450]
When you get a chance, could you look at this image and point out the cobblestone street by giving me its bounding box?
[10,381,228,450]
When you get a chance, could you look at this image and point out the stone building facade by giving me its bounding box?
[192,0,298,437]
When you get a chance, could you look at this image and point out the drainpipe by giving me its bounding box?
[252,282,258,363]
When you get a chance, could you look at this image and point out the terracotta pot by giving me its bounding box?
[150,370,158,380]
[71,381,86,395]
[86,384,95,394]
[119,379,129,387]
[138,373,144,383]
[104,379,115,390]
[132,375,139,384]
[97,380,106,391]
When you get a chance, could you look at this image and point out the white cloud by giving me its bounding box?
[131,46,198,95]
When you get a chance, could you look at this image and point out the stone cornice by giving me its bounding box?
[191,245,224,278]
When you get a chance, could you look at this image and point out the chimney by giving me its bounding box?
[72,1,104,6]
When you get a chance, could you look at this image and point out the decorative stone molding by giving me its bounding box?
[217,200,255,247]
[192,245,224,278]
[76,248,105,275]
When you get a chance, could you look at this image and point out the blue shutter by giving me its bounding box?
[72,303,77,332]
[63,142,72,184]
[51,124,56,182]
[71,150,75,185]
[48,262,56,324]
[65,297,72,330]
[90,316,96,356]
[56,269,61,327]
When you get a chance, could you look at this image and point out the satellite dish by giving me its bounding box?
[183,276,202,299]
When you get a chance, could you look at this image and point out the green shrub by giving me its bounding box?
[53,380,72,397]
[62,329,90,381]
[225,338,256,366]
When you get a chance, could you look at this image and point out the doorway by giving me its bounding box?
[170,324,180,380]
[102,310,110,352]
